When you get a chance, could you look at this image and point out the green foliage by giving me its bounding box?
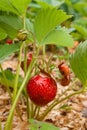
[11,0,31,15]
[0,14,23,38]
[0,28,7,40]
[29,119,60,130]
[0,0,18,15]
[69,40,87,84]
[42,27,74,47]
[0,69,23,88]
[0,0,31,15]
[73,2,87,16]
[34,7,72,43]
[72,17,87,40]
[35,0,64,8]
[0,43,21,63]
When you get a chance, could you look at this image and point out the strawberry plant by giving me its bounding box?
[0,0,87,130]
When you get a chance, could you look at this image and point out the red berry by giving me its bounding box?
[6,39,13,44]
[27,52,32,67]
[27,74,57,106]
[21,52,32,70]
[60,75,70,86]
[58,62,70,76]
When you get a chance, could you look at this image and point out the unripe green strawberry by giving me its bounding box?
[26,74,57,106]
[17,31,27,41]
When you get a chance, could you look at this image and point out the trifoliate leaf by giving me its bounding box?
[34,7,71,43]
[42,27,74,47]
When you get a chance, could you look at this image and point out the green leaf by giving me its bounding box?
[29,119,60,130]
[69,40,87,84]
[26,18,34,32]
[11,0,31,14]
[0,14,23,38]
[35,0,64,8]
[73,2,87,16]
[0,43,21,63]
[34,7,71,43]
[42,27,74,47]
[74,25,87,39]
[0,0,18,15]
[0,69,23,88]
[0,28,7,40]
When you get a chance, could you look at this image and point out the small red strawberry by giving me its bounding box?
[21,52,32,70]
[27,52,32,67]
[26,74,57,106]
[58,62,70,76]
[60,75,70,86]
[6,39,13,44]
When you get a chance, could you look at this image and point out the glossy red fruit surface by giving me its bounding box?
[27,74,57,106]
[6,39,13,44]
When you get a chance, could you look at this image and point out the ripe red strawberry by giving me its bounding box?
[6,39,13,44]
[26,74,57,106]
[58,62,70,76]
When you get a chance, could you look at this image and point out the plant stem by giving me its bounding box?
[4,57,36,130]
[12,43,24,103]
[33,106,38,118]
[35,106,40,119]
[38,88,85,121]
[24,46,27,75]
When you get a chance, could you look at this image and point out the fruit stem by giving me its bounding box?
[37,87,85,121]
[24,46,27,75]
[12,43,23,103]
[34,106,40,119]
[4,57,36,130]
[33,105,38,118]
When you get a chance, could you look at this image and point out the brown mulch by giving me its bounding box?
[0,56,87,130]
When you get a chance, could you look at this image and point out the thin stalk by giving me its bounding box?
[30,102,35,118]
[4,58,36,130]
[12,43,24,103]
[33,106,38,118]
[43,45,46,58]
[42,45,46,68]
[35,107,40,119]
[23,46,31,119]
[24,46,27,75]
[23,14,26,30]
[0,61,23,121]
[38,87,85,121]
